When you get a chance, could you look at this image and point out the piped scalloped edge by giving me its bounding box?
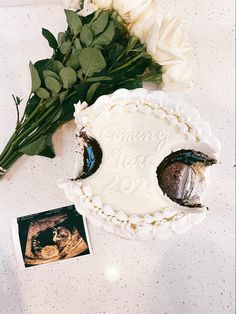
[75,89,221,157]
[58,180,207,240]
[59,88,220,240]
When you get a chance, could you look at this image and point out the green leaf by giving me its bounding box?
[118,78,143,90]
[50,60,64,74]
[127,37,139,54]
[44,96,59,109]
[34,59,51,73]
[38,145,55,159]
[36,87,50,99]
[77,69,83,80]
[143,73,162,84]
[59,67,77,89]
[25,95,41,117]
[80,25,93,47]
[65,10,82,36]
[58,83,90,125]
[58,32,66,46]
[142,64,162,84]
[42,28,58,50]
[59,90,68,104]
[74,38,82,51]
[51,107,63,123]
[45,76,62,94]
[90,11,109,35]
[93,9,102,20]
[43,70,61,81]
[92,20,115,47]
[60,40,71,55]
[65,51,81,70]
[19,135,53,156]
[85,75,112,83]
[29,62,41,92]
[125,60,150,78]
[86,82,101,104]
[79,47,106,77]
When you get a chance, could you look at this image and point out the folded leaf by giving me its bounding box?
[42,28,58,50]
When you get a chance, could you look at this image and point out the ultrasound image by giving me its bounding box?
[17,205,90,267]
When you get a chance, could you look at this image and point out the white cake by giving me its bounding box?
[59,89,221,240]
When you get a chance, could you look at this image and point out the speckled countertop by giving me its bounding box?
[0,1,235,314]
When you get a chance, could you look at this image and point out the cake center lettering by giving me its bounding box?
[108,148,155,168]
[100,125,169,144]
[102,174,152,195]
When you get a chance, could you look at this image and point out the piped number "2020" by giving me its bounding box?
[102,174,150,195]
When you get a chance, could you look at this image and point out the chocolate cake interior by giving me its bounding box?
[157,150,217,208]
[78,132,103,180]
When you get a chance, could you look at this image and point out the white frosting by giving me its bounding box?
[83,111,187,215]
[59,89,221,240]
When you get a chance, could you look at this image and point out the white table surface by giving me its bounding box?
[0,1,235,314]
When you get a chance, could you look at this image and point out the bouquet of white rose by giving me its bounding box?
[0,0,195,178]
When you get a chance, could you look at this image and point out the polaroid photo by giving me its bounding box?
[12,205,92,269]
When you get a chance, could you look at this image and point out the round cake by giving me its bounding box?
[59,89,221,240]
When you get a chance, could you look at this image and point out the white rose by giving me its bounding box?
[146,12,194,65]
[63,0,80,11]
[161,59,197,93]
[64,0,98,16]
[128,2,158,44]
[112,0,154,23]
[79,0,98,16]
[92,0,113,10]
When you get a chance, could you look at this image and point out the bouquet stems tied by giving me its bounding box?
[0,9,162,179]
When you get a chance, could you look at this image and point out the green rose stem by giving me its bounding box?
[0,102,56,171]
[0,9,162,179]
[0,88,78,176]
